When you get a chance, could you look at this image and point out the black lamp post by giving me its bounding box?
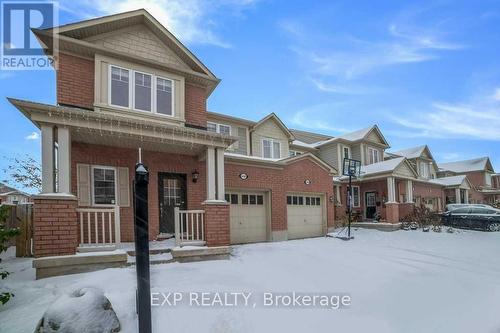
[134,149,152,333]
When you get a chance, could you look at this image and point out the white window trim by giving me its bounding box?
[352,185,360,207]
[108,65,175,117]
[368,147,380,164]
[207,122,232,135]
[342,145,351,159]
[91,165,118,207]
[262,138,281,159]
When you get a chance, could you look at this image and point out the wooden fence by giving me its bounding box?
[0,204,33,257]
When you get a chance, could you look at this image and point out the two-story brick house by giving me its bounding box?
[9,10,338,257]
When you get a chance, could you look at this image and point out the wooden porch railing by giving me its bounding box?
[76,207,120,251]
[174,207,205,247]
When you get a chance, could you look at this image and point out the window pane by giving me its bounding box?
[263,140,272,158]
[157,78,173,116]
[306,197,310,205]
[93,168,115,205]
[219,125,231,135]
[207,123,217,132]
[249,195,256,205]
[273,142,280,158]
[257,195,263,205]
[287,196,292,205]
[316,197,321,205]
[111,67,129,107]
[242,195,249,205]
[225,194,230,202]
[135,72,151,111]
[231,194,238,204]
[292,196,298,205]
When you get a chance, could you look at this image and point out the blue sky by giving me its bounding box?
[1,0,500,189]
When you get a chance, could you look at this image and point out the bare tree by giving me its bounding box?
[2,155,41,191]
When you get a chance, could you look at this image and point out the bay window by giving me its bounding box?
[109,65,174,116]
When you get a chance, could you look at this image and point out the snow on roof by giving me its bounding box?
[361,157,405,176]
[390,145,427,159]
[438,157,492,173]
[429,175,467,187]
[224,152,282,162]
[291,140,317,149]
[337,126,374,141]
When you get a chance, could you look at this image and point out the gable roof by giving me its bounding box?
[438,157,494,173]
[289,129,332,144]
[429,175,471,188]
[281,152,337,174]
[0,182,17,195]
[313,125,390,148]
[391,145,435,160]
[251,113,295,140]
[361,157,411,177]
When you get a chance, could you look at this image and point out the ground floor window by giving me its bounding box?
[92,166,116,205]
[287,195,321,206]
[351,186,360,207]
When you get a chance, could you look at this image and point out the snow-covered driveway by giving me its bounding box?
[2,229,500,333]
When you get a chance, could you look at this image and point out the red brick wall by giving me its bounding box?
[203,203,230,246]
[185,83,207,128]
[33,198,78,257]
[57,53,94,109]
[71,142,205,242]
[464,171,485,187]
[225,158,335,232]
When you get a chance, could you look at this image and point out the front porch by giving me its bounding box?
[11,99,237,258]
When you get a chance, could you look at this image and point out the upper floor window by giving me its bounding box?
[342,146,351,160]
[262,138,280,159]
[289,150,302,157]
[485,173,492,187]
[368,147,380,164]
[109,65,174,116]
[207,122,231,135]
[419,161,431,179]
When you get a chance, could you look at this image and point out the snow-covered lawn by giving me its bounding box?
[2,229,500,333]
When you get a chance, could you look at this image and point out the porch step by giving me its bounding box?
[126,248,171,256]
[156,233,174,241]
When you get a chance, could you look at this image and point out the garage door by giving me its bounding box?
[226,192,268,244]
[287,194,324,239]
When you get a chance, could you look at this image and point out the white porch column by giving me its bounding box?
[206,147,216,200]
[406,180,413,203]
[216,148,225,201]
[455,188,461,204]
[41,125,54,193]
[57,127,71,194]
[464,189,469,204]
[387,177,396,203]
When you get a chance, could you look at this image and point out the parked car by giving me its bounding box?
[442,206,500,231]
[445,203,491,211]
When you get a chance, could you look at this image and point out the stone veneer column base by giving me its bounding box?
[385,202,400,223]
[202,200,230,247]
[33,194,78,258]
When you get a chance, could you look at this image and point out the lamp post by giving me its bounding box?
[134,148,152,333]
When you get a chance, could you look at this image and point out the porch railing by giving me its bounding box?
[76,207,121,251]
[174,207,205,247]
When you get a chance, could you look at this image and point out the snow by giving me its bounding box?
[429,175,467,187]
[390,145,427,159]
[439,157,491,173]
[120,238,175,252]
[2,229,500,333]
[291,140,318,149]
[314,126,376,147]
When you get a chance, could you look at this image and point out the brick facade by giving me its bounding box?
[57,53,95,109]
[225,158,335,232]
[185,83,208,128]
[33,197,78,257]
[71,142,205,242]
[203,202,230,246]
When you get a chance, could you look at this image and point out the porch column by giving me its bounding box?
[216,148,225,201]
[387,177,396,203]
[455,188,461,204]
[464,189,469,204]
[206,147,216,200]
[57,127,71,194]
[406,180,413,203]
[41,124,54,193]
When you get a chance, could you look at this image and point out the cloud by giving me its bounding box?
[493,88,500,101]
[390,89,500,141]
[25,132,40,140]
[65,0,259,48]
[288,103,360,134]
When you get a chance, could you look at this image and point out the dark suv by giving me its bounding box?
[442,206,500,231]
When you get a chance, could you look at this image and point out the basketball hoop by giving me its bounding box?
[335,158,362,241]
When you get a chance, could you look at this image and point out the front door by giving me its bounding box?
[158,173,187,234]
[365,192,377,219]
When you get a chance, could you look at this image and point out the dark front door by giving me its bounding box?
[365,192,377,219]
[158,173,187,234]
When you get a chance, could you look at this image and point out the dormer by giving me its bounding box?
[33,9,219,129]
[389,145,438,180]
[250,113,295,159]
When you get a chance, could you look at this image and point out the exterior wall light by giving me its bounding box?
[192,170,199,183]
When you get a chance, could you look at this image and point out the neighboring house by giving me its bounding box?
[0,183,31,205]
[9,10,337,258]
[438,157,500,205]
